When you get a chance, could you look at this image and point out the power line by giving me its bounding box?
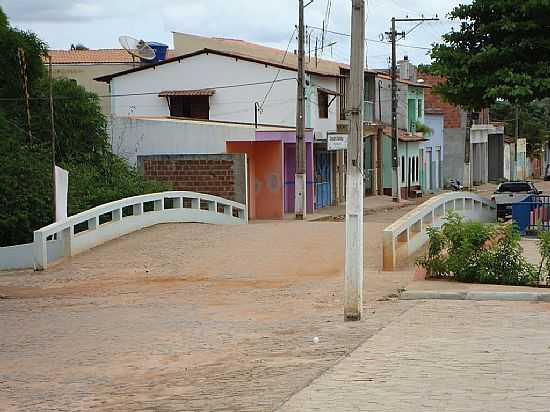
[258,27,296,111]
[0,77,298,102]
[307,25,432,50]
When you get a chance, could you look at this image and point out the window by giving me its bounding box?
[415,156,419,181]
[401,156,405,183]
[318,90,329,119]
[338,78,347,120]
[168,96,210,119]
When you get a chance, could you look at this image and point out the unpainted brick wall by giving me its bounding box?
[138,154,246,202]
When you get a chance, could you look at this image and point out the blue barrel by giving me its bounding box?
[147,42,169,63]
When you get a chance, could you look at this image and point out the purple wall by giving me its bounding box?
[254,129,314,214]
[255,129,314,143]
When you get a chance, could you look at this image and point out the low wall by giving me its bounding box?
[138,154,247,205]
[383,191,496,271]
[0,243,35,271]
[1,191,247,272]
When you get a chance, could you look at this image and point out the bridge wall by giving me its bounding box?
[383,192,496,271]
[1,191,247,272]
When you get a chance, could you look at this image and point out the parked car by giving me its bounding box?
[491,181,542,219]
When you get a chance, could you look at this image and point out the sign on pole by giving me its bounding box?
[327,134,348,151]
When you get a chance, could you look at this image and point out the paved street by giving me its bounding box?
[0,206,416,412]
[279,300,550,412]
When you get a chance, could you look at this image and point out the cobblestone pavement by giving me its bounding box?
[0,207,416,411]
[279,300,550,412]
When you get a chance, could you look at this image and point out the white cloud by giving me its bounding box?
[3,0,469,67]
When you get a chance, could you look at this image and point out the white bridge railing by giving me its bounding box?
[1,191,247,271]
[383,192,496,271]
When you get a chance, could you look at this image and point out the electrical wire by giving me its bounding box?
[258,27,297,111]
[307,25,432,50]
[0,78,298,102]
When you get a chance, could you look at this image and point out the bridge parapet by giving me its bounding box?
[1,191,247,271]
[383,192,496,271]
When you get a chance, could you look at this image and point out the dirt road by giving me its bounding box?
[0,206,416,411]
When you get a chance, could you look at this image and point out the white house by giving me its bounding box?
[97,48,341,141]
[96,47,344,211]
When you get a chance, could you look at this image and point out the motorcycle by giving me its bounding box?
[448,179,463,191]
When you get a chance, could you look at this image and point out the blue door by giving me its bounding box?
[315,150,331,209]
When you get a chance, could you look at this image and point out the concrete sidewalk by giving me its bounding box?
[303,195,418,222]
[279,299,550,412]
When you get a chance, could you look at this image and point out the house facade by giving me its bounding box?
[46,49,175,116]
[420,73,502,188]
[96,47,342,217]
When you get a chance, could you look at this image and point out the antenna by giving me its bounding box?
[118,35,156,66]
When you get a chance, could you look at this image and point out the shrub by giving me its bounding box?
[537,231,550,285]
[416,212,537,286]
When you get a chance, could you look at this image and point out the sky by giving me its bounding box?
[3,0,469,69]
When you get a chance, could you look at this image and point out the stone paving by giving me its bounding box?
[279,300,550,412]
[0,206,417,412]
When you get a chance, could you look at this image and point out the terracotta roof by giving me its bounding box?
[95,48,345,83]
[46,49,176,64]
[158,89,215,97]
[173,32,345,77]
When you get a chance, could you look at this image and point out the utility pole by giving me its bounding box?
[49,55,57,221]
[17,48,33,144]
[387,16,438,202]
[344,0,365,322]
[295,0,307,219]
[389,18,402,202]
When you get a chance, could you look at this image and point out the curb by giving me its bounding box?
[400,290,550,302]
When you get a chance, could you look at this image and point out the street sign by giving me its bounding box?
[327,134,348,151]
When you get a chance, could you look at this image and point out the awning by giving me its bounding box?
[317,86,341,96]
[158,89,216,97]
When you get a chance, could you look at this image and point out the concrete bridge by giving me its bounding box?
[0,191,247,271]
[383,191,497,270]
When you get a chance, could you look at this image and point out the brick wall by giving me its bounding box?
[137,154,247,203]
[420,73,463,129]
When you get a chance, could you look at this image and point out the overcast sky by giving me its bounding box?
[3,0,469,69]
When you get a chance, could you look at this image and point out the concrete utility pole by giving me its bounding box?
[387,16,438,201]
[344,0,365,322]
[390,18,401,202]
[295,0,307,219]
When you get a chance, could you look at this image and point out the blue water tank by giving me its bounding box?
[146,42,169,63]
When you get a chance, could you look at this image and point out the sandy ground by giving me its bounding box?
[0,206,416,411]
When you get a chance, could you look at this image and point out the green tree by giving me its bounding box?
[491,99,550,152]
[430,0,550,110]
[0,7,170,246]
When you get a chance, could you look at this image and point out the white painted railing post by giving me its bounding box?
[133,203,143,216]
[33,231,47,271]
[62,226,72,258]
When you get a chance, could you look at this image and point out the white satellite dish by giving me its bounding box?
[118,35,156,63]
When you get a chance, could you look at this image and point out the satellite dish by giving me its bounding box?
[118,35,156,61]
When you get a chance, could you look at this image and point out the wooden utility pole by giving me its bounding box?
[295,0,307,219]
[344,0,365,322]
[49,55,57,220]
[17,48,33,144]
